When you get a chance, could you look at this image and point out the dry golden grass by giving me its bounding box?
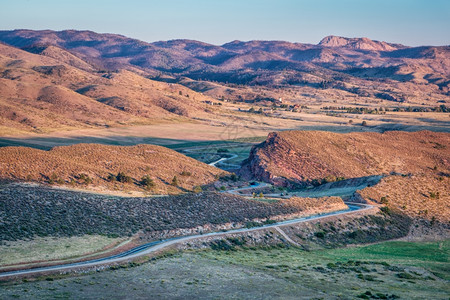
[0,144,226,194]
[283,196,348,215]
[358,174,450,222]
[242,130,450,184]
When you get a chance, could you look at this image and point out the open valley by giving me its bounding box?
[0,2,449,298]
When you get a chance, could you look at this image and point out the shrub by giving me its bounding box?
[180,171,191,176]
[323,175,337,183]
[315,231,325,238]
[245,221,261,228]
[78,173,92,185]
[116,172,132,183]
[396,272,416,279]
[171,176,179,187]
[217,148,229,153]
[107,174,117,182]
[48,173,58,184]
[141,175,155,189]
[193,186,202,193]
[258,192,264,198]
[380,206,391,215]
[429,191,439,199]
[380,196,389,204]
[230,173,238,181]
[362,120,368,126]
[210,239,235,251]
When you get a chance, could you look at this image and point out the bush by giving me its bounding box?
[107,174,117,182]
[380,206,391,215]
[116,172,132,184]
[210,239,235,251]
[315,231,325,238]
[362,120,368,126]
[230,173,238,181]
[429,191,439,199]
[323,175,337,183]
[193,186,202,193]
[380,196,389,204]
[141,175,155,189]
[180,171,191,176]
[48,173,58,184]
[78,173,93,185]
[171,176,179,187]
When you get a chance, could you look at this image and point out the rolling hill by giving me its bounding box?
[0,143,226,194]
[240,130,449,185]
[0,41,222,134]
[0,29,448,109]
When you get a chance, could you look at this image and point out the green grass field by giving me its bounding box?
[1,240,448,299]
[0,235,123,267]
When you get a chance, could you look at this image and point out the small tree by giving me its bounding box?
[361,120,368,126]
[141,175,155,189]
[49,172,58,184]
[193,186,202,193]
[171,176,179,187]
[258,192,264,198]
[230,173,238,182]
[78,173,92,185]
[116,172,132,183]
[107,173,117,182]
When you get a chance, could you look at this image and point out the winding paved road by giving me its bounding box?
[0,147,376,279]
[0,202,372,279]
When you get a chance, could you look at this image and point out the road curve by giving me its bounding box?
[0,202,373,279]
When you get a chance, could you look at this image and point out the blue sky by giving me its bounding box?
[0,0,449,46]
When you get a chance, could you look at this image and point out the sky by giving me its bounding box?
[0,0,449,46]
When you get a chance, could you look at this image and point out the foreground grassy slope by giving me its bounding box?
[1,241,448,299]
[0,235,122,267]
[0,143,225,194]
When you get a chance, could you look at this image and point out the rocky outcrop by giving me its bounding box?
[319,35,400,51]
[239,130,450,187]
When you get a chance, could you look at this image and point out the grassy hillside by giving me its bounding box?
[357,174,450,223]
[0,184,348,242]
[0,42,221,134]
[241,130,449,185]
[0,143,225,194]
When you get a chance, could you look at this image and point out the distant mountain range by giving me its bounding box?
[0,29,448,133]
